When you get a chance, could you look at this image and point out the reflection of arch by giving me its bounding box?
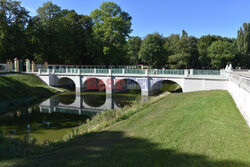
[151,80,183,96]
[57,77,76,91]
[113,79,141,94]
[83,78,106,92]
[58,94,76,105]
[82,93,106,108]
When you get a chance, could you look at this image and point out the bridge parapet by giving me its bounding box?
[38,67,227,79]
[228,72,250,126]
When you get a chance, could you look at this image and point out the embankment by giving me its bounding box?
[0,74,58,113]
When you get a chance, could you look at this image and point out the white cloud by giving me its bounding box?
[22,5,37,16]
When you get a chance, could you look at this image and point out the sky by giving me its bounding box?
[20,0,250,38]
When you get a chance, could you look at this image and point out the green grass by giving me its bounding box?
[1,90,250,167]
[0,74,58,112]
[0,74,58,101]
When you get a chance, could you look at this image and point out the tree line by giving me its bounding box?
[0,0,250,69]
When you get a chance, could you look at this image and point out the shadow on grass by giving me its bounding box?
[0,75,56,114]
[1,131,248,167]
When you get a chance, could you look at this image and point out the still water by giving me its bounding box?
[0,92,143,143]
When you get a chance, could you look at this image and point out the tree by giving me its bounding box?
[127,36,142,64]
[207,40,236,69]
[0,0,29,62]
[237,23,250,68]
[166,30,199,69]
[28,2,93,64]
[197,35,217,68]
[90,2,132,65]
[139,33,166,68]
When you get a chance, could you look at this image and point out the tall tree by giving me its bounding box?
[29,2,93,64]
[0,0,29,62]
[139,33,166,68]
[197,35,217,68]
[90,2,132,65]
[127,36,142,64]
[207,40,236,69]
[166,30,199,69]
[237,23,250,68]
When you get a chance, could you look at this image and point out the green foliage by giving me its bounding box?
[208,40,236,69]
[27,2,93,64]
[127,36,142,64]
[166,30,199,69]
[0,0,29,62]
[237,23,250,68]
[139,33,166,68]
[90,2,132,65]
[0,0,249,69]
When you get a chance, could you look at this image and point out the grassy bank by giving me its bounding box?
[1,90,249,167]
[0,74,58,112]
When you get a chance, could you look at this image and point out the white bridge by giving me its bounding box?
[37,67,250,126]
[38,68,228,95]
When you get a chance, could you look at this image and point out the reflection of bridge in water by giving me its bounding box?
[39,93,149,116]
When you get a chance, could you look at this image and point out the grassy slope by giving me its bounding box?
[2,91,250,167]
[0,74,57,101]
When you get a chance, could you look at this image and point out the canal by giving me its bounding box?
[0,92,142,143]
[0,80,181,144]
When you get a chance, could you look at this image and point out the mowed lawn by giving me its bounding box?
[3,90,250,167]
[0,74,57,101]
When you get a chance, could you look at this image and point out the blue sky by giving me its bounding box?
[21,0,250,38]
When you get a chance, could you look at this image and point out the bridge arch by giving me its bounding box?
[150,78,183,95]
[56,77,76,91]
[82,77,106,92]
[113,78,142,94]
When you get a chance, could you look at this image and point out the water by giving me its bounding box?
[0,92,142,143]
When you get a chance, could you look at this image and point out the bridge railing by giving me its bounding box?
[193,69,220,75]
[39,67,227,77]
[149,69,184,75]
[125,69,145,74]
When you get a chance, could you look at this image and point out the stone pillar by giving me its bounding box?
[44,62,48,70]
[9,60,13,72]
[75,76,82,92]
[14,58,19,72]
[140,77,150,96]
[105,77,114,94]
[184,69,189,76]
[6,60,9,72]
[190,69,194,76]
[31,61,36,72]
[26,59,31,72]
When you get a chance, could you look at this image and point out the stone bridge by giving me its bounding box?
[38,68,228,96]
[37,67,250,126]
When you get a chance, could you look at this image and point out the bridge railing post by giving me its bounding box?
[145,69,149,76]
[184,69,189,76]
[78,68,81,75]
[122,68,125,74]
[109,69,112,76]
[94,68,97,74]
[190,69,194,76]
